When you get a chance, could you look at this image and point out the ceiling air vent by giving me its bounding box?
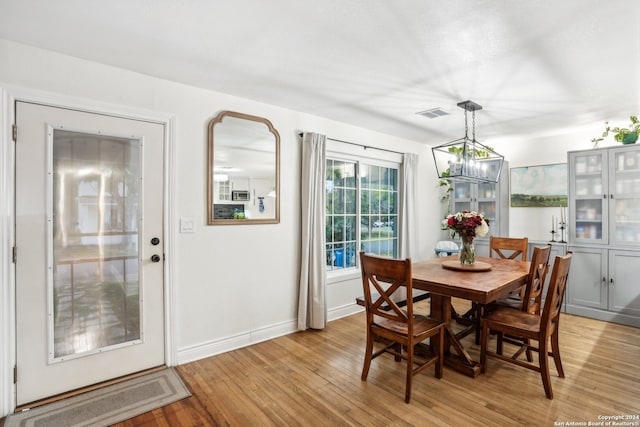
[416,108,449,119]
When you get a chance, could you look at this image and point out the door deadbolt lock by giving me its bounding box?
[151,237,160,245]
[151,254,161,263]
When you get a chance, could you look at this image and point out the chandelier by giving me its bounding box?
[431,100,504,183]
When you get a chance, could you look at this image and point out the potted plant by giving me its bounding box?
[592,116,639,146]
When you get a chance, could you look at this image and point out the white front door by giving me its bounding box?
[15,102,166,405]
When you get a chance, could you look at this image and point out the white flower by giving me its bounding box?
[475,221,489,237]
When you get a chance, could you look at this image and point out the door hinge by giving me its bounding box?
[13,365,17,384]
[12,246,17,263]
[12,124,17,141]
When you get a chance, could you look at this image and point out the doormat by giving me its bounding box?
[5,368,191,427]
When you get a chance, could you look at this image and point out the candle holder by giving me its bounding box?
[558,221,567,243]
[549,229,557,242]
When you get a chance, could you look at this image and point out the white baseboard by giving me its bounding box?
[176,303,363,365]
[327,302,363,321]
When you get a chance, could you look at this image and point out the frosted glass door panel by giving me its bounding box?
[611,199,640,243]
[454,182,471,200]
[574,153,602,175]
[610,148,640,246]
[52,129,141,360]
[477,183,496,199]
[571,150,607,244]
[478,201,497,236]
[575,199,603,240]
[454,201,471,212]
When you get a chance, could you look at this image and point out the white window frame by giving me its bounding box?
[326,142,402,279]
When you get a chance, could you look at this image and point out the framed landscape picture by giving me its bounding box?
[510,163,568,207]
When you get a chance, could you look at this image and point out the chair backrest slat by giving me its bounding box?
[523,245,552,314]
[489,236,529,262]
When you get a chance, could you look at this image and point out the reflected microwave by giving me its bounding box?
[232,190,250,201]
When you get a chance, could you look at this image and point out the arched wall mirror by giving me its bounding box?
[207,111,280,225]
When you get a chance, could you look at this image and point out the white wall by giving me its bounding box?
[0,38,441,376]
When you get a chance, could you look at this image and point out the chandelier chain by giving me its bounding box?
[472,110,476,141]
[464,109,469,139]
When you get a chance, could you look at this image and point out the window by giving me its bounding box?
[326,157,399,272]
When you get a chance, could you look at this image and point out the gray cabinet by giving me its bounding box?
[566,246,640,327]
[567,144,640,327]
[449,161,509,242]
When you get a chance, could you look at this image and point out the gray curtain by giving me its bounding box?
[399,153,419,259]
[297,132,327,330]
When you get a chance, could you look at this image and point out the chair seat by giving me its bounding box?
[483,306,541,338]
[374,315,443,337]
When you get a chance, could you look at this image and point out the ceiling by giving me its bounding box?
[1,0,638,144]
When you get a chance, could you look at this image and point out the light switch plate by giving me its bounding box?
[180,217,195,233]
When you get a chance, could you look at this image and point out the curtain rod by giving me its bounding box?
[299,132,404,156]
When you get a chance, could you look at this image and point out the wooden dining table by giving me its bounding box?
[412,256,530,377]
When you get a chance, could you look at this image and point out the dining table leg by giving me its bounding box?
[429,294,481,378]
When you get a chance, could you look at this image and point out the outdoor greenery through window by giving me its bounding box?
[326,158,398,271]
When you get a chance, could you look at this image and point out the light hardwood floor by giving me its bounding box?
[35,299,640,426]
[110,299,640,426]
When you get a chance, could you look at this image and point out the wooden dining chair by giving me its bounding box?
[469,236,529,343]
[358,251,444,403]
[491,244,552,361]
[480,252,573,399]
[495,244,552,313]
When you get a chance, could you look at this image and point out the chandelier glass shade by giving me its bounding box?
[431,100,504,184]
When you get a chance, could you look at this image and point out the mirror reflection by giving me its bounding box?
[207,111,280,225]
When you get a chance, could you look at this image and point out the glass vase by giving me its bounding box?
[459,237,475,265]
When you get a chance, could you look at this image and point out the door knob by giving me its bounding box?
[151,254,161,263]
[151,237,160,245]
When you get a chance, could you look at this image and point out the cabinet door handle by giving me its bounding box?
[610,194,614,199]
[603,194,607,199]
[610,278,614,285]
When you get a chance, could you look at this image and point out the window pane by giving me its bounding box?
[345,215,357,241]
[361,164,370,189]
[326,217,334,243]
[334,188,345,214]
[345,188,357,214]
[369,166,381,189]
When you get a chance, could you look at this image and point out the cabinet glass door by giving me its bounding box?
[452,182,472,213]
[571,151,608,243]
[477,182,497,237]
[610,148,640,246]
